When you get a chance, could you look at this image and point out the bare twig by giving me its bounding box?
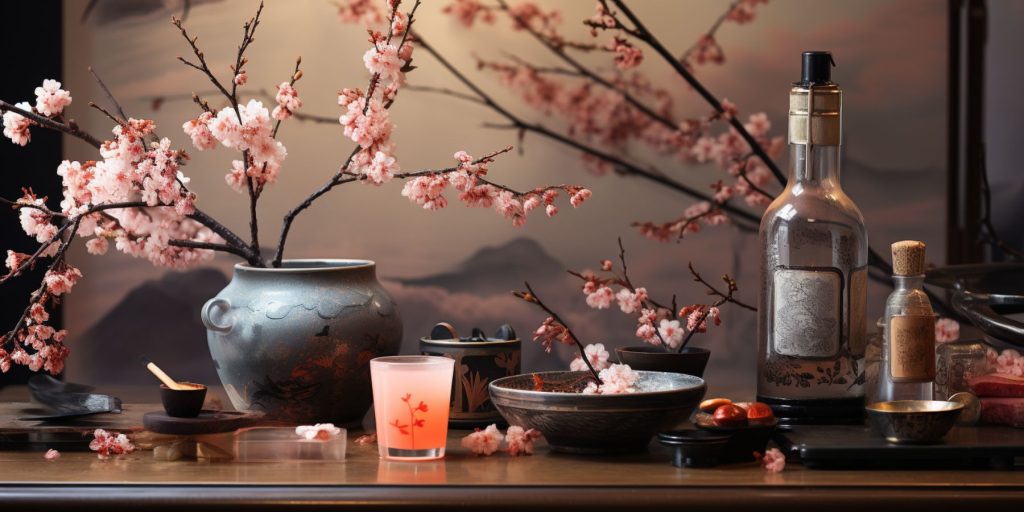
[513,282,603,383]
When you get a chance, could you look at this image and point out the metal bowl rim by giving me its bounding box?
[865,400,965,414]
[489,370,705,399]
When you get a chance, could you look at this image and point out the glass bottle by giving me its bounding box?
[757,52,868,423]
[878,241,935,401]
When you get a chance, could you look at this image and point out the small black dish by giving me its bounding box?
[694,413,778,463]
[658,430,730,468]
[159,383,207,418]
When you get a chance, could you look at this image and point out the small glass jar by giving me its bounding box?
[934,340,988,400]
[865,317,884,403]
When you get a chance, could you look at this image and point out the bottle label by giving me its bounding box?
[889,314,936,382]
[771,268,841,358]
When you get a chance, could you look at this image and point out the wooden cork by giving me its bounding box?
[891,240,927,276]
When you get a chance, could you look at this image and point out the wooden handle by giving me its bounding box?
[147,362,184,390]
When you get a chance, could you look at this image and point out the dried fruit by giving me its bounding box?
[699,397,733,413]
[745,402,775,426]
[712,404,748,427]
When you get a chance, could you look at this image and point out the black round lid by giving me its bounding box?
[800,51,836,85]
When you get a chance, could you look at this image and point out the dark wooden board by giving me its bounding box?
[775,424,1024,470]
[142,410,262,435]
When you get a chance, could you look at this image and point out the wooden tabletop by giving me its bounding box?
[1,401,1023,510]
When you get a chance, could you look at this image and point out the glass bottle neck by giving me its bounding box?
[788,144,840,185]
[893,275,925,290]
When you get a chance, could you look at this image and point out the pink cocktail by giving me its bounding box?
[370,355,455,460]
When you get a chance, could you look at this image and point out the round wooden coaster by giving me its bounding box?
[142,410,263,435]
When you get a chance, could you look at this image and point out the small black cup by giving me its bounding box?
[159,383,207,418]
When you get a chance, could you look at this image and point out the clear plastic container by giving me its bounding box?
[235,427,347,462]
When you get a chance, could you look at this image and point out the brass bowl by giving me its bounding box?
[865,400,964,444]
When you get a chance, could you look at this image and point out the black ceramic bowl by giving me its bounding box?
[489,371,706,454]
[615,346,710,377]
[160,382,207,418]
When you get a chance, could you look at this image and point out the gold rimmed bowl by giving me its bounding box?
[865,400,964,444]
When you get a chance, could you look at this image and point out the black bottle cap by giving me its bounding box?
[800,51,836,85]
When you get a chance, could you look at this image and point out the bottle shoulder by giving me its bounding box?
[761,184,866,231]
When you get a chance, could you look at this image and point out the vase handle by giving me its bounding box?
[202,297,233,334]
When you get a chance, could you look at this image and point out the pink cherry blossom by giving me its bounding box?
[582,363,639,395]
[532,316,571,353]
[28,303,49,324]
[609,36,642,70]
[635,323,658,344]
[600,259,613,271]
[339,92,393,150]
[363,151,398,185]
[616,287,647,314]
[658,319,684,349]
[18,199,57,244]
[443,0,496,28]
[295,423,342,441]
[935,318,960,343]
[272,82,302,121]
[225,160,250,193]
[182,112,216,150]
[44,449,60,461]
[570,343,611,372]
[233,71,248,86]
[43,265,82,296]
[33,79,72,117]
[505,426,542,456]
[744,112,771,137]
[461,423,503,455]
[89,429,135,459]
[760,447,786,473]
[336,0,385,25]
[85,237,109,255]
[585,285,614,309]
[686,306,721,333]
[570,188,592,207]
[5,250,30,273]
[363,44,405,85]
[3,102,34,146]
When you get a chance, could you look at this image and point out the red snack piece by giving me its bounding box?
[745,402,775,426]
[979,397,1024,427]
[969,373,1024,398]
[700,398,733,413]
[712,404,748,427]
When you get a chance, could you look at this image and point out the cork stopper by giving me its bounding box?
[891,240,927,276]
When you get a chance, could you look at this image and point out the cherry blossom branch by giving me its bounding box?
[271,145,516,268]
[403,85,488,106]
[494,0,676,131]
[1,215,81,354]
[88,67,129,123]
[167,239,253,260]
[173,3,265,259]
[0,224,71,284]
[513,282,602,384]
[687,261,755,312]
[605,0,786,186]
[412,34,760,227]
[678,0,743,62]
[271,58,303,138]
[675,263,746,353]
[0,100,102,148]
